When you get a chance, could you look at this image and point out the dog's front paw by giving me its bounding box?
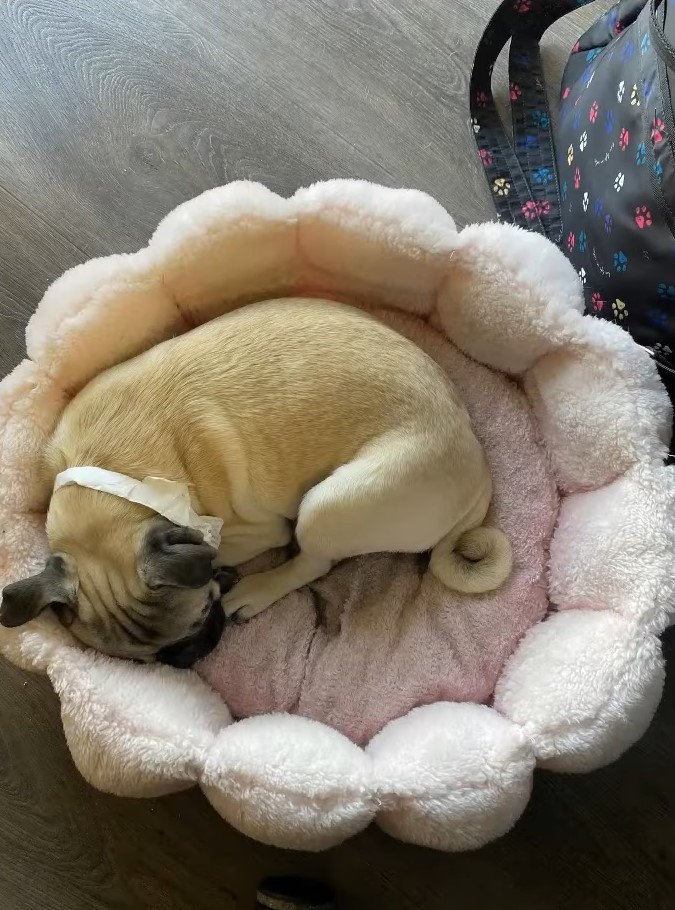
[220,573,279,622]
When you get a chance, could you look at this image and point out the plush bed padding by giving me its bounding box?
[0,180,672,853]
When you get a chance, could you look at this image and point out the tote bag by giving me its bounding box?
[471,0,675,412]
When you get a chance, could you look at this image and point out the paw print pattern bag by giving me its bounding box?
[471,0,675,412]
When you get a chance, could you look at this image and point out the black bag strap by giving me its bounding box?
[470,0,635,242]
[649,0,675,69]
[470,0,587,241]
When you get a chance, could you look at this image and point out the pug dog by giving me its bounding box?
[0,298,511,666]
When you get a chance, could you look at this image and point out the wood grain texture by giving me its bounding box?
[0,1,672,907]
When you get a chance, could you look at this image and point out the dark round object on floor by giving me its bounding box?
[256,876,336,909]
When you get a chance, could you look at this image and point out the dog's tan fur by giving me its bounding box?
[2,298,511,659]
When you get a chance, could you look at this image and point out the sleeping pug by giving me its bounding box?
[0,298,511,666]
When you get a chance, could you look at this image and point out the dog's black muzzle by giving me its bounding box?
[156,567,237,669]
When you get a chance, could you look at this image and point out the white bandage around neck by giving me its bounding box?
[53,467,224,549]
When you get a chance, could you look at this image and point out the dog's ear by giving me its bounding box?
[142,521,217,589]
[0,556,76,628]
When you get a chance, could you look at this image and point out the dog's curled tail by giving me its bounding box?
[429,526,512,595]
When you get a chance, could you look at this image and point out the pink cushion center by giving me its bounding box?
[197,310,559,744]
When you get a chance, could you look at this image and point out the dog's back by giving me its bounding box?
[47,298,477,518]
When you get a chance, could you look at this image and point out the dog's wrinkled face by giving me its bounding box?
[0,518,235,667]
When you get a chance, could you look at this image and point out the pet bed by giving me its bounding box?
[0,180,673,853]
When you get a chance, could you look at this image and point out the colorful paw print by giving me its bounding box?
[651,117,666,144]
[574,166,581,189]
[614,172,624,192]
[650,310,669,329]
[589,100,599,123]
[621,39,634,61]
[479,148,493,167]
[657,283,675,300]
[579,131,588,151]
[586,48,601,62]
[604,213,613,233]
[641,33,651,54]
[582,191,589,212]
[567,232,575,252]
[567,144,574,166]
[612,299,628,321]
[618,127,629,150]
[531,110,550,128]
[517,133,539,152]
[592,292,605,312]
[583,66,595,88]
[475,90,489,107]
[573,110,581,129]
[561,180,568,201]
[630,84,640,106]
[605,110,615,133]
[518,133,539,151]
[532,167,554,185]
[471,116,481,134]
[643,75,655,101]
[654,342,672,356]
[655,160,664,179]
[578,230,587,253]
[513,0,531,11]
[636,142,646,165]
[635,205,652,228]
[510,83,522,100]
[594,197,603,216]
[617,80,625,103]
[578,266,586,285]
[492,177,511,197]
[613,251,628,272]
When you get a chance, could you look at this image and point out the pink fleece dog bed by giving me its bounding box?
[1,181,673,855]
[199,308,558,744]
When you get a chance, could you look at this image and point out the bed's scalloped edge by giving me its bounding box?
[0,179,672,852]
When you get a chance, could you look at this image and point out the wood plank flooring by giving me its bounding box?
[0,2,672,907]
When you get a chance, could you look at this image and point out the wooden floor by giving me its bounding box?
[0,1,673,907]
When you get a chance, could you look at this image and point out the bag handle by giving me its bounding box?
[470,0,606,242]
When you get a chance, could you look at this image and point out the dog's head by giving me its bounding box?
[0,512,235,667]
